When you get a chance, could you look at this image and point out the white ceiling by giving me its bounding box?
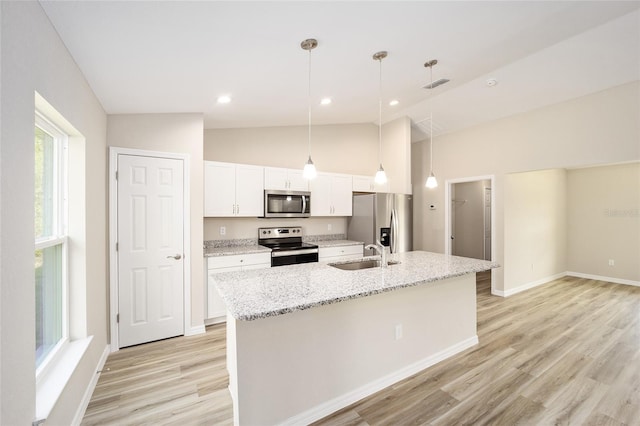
[40,1,640,140]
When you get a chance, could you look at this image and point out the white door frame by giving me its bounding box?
[445,174,496,294]
[109,147,191,352]
[445,174,496,261]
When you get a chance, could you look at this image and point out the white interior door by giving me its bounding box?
[117,154,184,348]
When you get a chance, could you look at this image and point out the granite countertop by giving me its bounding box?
[203,234,358,257]
[204,245,271,257]
[315,239,364,248]
[213,251,499,321]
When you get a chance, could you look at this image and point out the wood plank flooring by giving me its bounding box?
[82,273,640,425]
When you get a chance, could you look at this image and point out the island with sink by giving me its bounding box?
[214,250,498,425]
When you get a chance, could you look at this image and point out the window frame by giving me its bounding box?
[34,111,70,381]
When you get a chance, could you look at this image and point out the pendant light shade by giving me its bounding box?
[375,164,387,185]
[424,59,438,189]
[426,171,438,188]
[373,51,388,185]
[303,156,316,179]
[301,38,318,180]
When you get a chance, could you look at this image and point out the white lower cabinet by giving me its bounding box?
[318,244,364,262]
[206,252,271,321]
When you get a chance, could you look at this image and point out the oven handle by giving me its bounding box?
[271,248,319,257]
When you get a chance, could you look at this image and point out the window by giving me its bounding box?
[34,113,68,374]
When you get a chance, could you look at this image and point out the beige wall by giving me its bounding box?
[107,114,205,330]
[205,123,378,174]
[204,117,411,240]
[504,169,567,291]
[204,117,410,183]
[1,2,108,424]
[567,163,640,281]
[413,81,640,293]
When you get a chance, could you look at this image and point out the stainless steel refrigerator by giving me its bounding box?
[348,193,413,256]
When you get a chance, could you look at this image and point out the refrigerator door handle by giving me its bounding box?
[390,208,398,253]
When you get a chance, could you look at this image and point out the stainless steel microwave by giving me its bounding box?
[264,190,311,218]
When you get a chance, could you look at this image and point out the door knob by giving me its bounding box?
[167,254,182,260]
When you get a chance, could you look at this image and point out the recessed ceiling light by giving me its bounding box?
[320,97,332,105]
[389,99,399,106]
[486,78,498,87]
[217,95,231,104]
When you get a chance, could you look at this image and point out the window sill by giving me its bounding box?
[34,336,93,425]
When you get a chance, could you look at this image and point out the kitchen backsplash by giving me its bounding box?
[203,217,348,240]
[204,238,258,249]
[204,233,348,249]
[303,234,346,242]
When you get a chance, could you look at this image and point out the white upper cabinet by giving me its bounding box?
[310,173,353,216]
[352,175,391,193]
[204,161,264,217]
[264,167,308,192]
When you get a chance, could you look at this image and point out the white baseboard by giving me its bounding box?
[566,271,640,287]
[186,324,206,336]
[204,317,226,326]
[494,272,566,297]
[71,344,110,426]
[493,271,640,298]
[279,335,479,426]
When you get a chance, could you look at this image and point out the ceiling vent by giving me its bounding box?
[423,78,450,89]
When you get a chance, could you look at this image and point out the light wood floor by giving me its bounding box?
[83,273,640,425]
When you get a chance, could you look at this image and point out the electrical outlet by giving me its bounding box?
[220,226,226,236]
[328,223,332,231]
[608,259,615,267]
[395,324,403,340]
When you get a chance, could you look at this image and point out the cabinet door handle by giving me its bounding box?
[237,204,240,215]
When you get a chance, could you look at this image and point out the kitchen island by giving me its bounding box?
[214,251,498,425]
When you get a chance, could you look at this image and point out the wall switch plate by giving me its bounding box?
[328,223,332,231]
[608,259,615,266]
[220,226,226,236]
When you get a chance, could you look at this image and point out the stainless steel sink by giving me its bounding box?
[329,259,400,271]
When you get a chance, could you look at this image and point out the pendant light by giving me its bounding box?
[424,59,438,189]
[301,38,318,180]
[373,51,388,185]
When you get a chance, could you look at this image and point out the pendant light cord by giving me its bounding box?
[429,64,434,172]
[308,48,312,158]
[378,57,382,164]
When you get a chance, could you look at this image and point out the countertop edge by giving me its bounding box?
[229,263,498,321]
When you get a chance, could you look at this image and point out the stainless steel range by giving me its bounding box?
[258,227,319,267]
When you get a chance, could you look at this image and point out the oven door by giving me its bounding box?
[264,190,311,218]
[271,248,318,267]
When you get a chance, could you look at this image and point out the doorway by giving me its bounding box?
[445,175,495,291]
[450,180,491,260]
[109,147,191,351]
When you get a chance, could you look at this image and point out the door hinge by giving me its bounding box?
[117,313,120,323]
[115,170,118,180]
[116,242,118,251]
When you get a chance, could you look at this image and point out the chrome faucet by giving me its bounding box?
[365,240,388,268]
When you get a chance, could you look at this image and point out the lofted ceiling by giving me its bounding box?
[40,1,640,140]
